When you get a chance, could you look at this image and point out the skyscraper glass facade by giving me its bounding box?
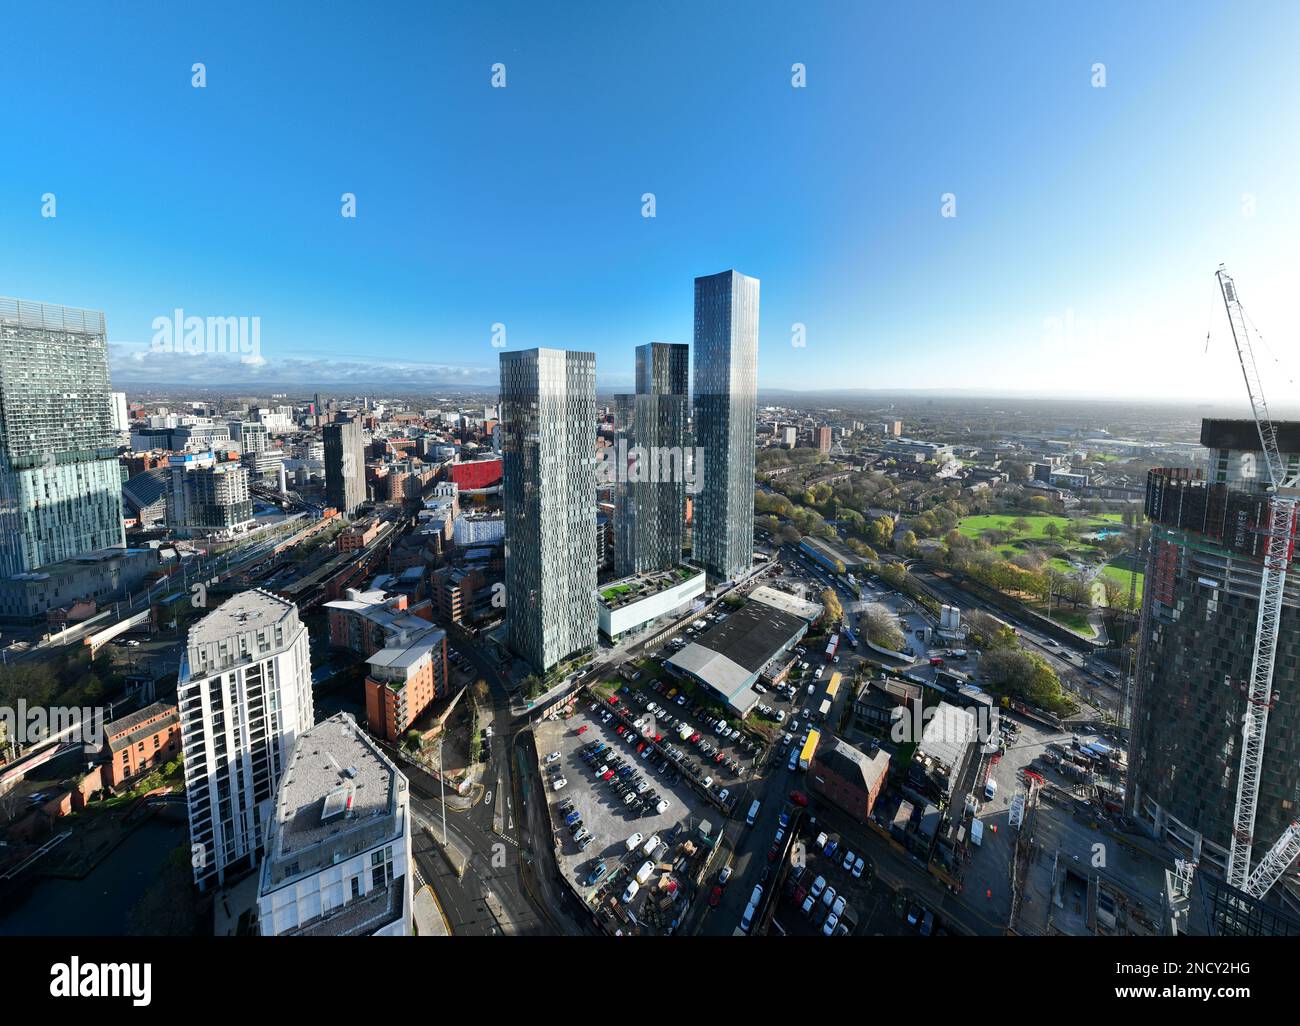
[501,348,598,672]
[0,298,125,576]
[692,270,759,582]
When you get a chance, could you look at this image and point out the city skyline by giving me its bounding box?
[3,2,1299,402]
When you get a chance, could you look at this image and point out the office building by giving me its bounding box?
[1129,419,1300,898]
[500,347,597,673]
[324,417,367,514]
[179,590,314,889]
[0,298,125,577]
[257,712,411,936]
[692,270,759,582]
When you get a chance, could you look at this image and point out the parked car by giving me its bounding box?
[585,861,607,885]
[552,778,568,791]
[545,751,561,763]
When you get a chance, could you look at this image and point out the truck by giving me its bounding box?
[817,699,831,722]
[970,818,984,846]
[825,635,839,662]
[798,729,821,771]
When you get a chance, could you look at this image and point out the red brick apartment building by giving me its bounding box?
[364,630,449,742]
[103,701,181,788]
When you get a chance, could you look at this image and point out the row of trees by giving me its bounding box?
[964,610,1075,715]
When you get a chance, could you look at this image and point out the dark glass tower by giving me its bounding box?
[692,270,759,582]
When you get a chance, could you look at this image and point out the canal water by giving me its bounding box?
[0,817,186,935]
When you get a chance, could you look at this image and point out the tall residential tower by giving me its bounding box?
[692,271,759,582]
[0,298,125,576]
[324,416,367,515]
[1129,419,1300,908]
[500,348,598,673]
[179,589,315,889]
[613,342,690,576]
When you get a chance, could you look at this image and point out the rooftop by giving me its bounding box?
[815,737,890,793]
[265,713,405,887]
[748,584,823,622]
[187,588,298,648]
[667,598,807,704]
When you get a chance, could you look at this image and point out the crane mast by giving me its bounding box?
[1216,265,1300,892]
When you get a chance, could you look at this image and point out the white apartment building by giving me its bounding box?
[256,712,412,936]
[179,589,315,889]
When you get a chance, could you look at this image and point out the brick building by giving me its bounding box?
[102,701,181,788]
[808,737,889,823]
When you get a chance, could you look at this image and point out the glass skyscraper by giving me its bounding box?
[0,298,125,576]
[500,347,597,672]
[614,342,690,577]
[636,340,689,397]
[692,270,759,583]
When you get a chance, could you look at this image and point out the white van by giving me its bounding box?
[984,779,998,801]
[747,799,761,826]
[740,900,757,933]
[623,880,641,903]
[635,860,654,885]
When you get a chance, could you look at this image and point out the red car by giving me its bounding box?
[636,742,646,753]
[608,695,619,704]
[709,885,723,908]
[576,724,588,735]
[689,732,701,743]
[653,733,663,742]
[767,843,780,862]
[929,657,944,667]
[602,770,615,780]
[788,790,808,807]
[714,752,724,763]
[616,725,625,735]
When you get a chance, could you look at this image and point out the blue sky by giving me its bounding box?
[2,0,1299,400]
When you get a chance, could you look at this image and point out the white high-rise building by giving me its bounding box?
[179,589,314,889]
[256,713,412,936]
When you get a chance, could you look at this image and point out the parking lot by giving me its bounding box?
[612,671,769,803]
[768,815,877,936]
[536,699,719,931]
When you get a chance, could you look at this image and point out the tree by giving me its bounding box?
[965,609,1017,650]
[1042,521,1060,540]
[860,603,905,652]
[819,588,843,624]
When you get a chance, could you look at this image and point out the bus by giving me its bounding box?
[825,672,842,702]
[798,729,821,771]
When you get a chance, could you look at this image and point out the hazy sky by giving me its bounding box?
[2,1,1299,403]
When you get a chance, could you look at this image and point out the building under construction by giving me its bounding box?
[1128,418,1300,912]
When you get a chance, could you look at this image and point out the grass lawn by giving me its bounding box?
[1101,561,1145,604]
[958,513,1124,563]
[1026,602,1097,637]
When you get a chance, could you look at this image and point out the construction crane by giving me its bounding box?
[1216,264,1300,893]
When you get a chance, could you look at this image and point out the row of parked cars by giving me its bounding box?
[788,865,855,936]
[635,682,762,756]
[579,739,672,819]
[446,645,476,676]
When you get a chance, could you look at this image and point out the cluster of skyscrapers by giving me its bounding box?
[500,269,760,674]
